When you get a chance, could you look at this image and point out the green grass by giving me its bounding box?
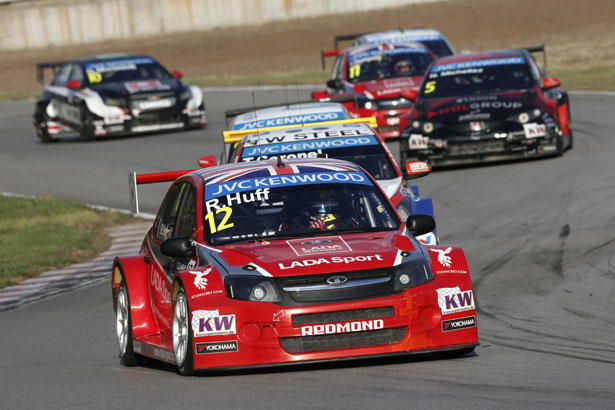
[548,64,615,91]
[185,69,329,88]
[0,195,135,289]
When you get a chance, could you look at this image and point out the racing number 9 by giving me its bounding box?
[204,207,234,234]
[424,81,436,94]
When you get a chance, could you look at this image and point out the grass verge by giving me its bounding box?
[0,195,135,289]
[548,64,615,91]
[185,69,329,88]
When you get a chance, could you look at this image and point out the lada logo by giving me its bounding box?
[149,95,160,101]
[326,275,348,286]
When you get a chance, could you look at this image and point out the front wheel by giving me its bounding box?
[173,287,194,376]
[116,282,141,366]
[81,107,95,140]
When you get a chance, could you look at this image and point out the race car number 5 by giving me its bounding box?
[424,81,436,94]
[204,207,235,233]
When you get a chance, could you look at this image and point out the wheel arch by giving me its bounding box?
[112,256,159,339]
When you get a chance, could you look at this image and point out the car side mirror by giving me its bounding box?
[66,80,82,89]
[326,79,343,90]
[542,77,560,90]
[172,70,183,79]
[161,236,195,258]
[198,154,217,168]
[401,89,418,102]
[406,215,436,237]
[405,161,431,179]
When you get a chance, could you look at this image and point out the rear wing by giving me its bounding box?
[320,49,342,70]
[333,33,368,49]
[36,61,66,84]
[523,45,547,67]
[222,116,378,145]
[128,169,198,215]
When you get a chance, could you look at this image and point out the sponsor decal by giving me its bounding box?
[244,128,369,146]
[84,58,154,73]
[436,287,475,315]
[191,289,224,299]
[427,104,470,119]
[150,270,170,303]
[459,112,491,121]
[196,340,238,354]
[189,268,212,290]
[234,112,346,130]
[301,319,384,336]
[362,32,444,45]
[442,316,476,332]
[124,80,170,93]
[192,310,236,337]
[241,136,379,158]
[205,171,369,200]
[133,341,142,353]
[138,98,174,110]
[523,123,547,139]
[241,151,322,162]
[349,45,428,64]
[409,134,429,149]
[430,247,453,267]
[408,161,430,173]
[286,236,352,256]
[273,310,285,321]
[431,57,525,73]
[153,347,174,362]
[278,254,383,270]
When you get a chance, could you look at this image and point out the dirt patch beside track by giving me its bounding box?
[1,0,613,95]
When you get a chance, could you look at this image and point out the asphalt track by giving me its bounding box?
[1,91,614,410]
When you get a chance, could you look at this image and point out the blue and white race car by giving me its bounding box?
[33,53,206,142]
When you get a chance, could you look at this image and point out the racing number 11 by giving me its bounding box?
[204,207,235,233]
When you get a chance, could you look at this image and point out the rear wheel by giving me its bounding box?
[116,282,141,366]
[173,287,194,376]
[81,107,95,140]
[36,110,56,143]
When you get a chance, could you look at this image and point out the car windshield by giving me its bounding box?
[422,58,534,98]
[202,174,400,246]
[239,138,398,180]
[419,40,454,58]
[84,57,172,85]
[347,48,433,83]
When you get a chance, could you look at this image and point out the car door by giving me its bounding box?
[47,63,82,127]
[148,181,197,335]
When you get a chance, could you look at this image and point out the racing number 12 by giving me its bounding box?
[204,207,235,233]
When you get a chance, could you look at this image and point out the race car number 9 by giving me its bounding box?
[349,65,361,79]
[87,72,102,84]
[424,81,436,94]
[204,207,235,234]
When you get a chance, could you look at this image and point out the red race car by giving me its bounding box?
[313,43,434,140]
[112,158,478,374]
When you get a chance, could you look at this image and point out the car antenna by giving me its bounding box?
[251,92,262,159]
[284,74,290,109]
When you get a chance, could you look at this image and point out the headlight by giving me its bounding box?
[363,101,374,110]
[423,122,434,134]
[393,259,434,291]
[518,113,530,123]
[104,97,124,107]
[225,275,281,302]
[180,90,192,101]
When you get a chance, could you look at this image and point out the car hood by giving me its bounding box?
[355,76,422,99]
[419,90,541,124]
[217,230,411,277]
[93,78,182,97]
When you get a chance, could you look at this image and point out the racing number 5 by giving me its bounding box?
[424,81,436,94]
[204,207,234,234]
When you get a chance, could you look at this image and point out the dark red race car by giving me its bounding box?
[313,43,434,139]
[112,158,478,374]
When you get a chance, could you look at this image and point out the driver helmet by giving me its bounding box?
[394,60,414,76]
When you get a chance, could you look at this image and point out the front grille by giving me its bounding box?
[277,269,394,305]
[280,326,406,353]
[378,125,398,134]
[448,140,505,156]
[292,307,394,326]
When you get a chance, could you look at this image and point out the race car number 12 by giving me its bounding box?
[204,207,234,233]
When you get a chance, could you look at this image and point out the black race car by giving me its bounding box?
[397,48,572,166]
[33,53,206,142]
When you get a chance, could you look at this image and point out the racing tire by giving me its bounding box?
[80,106,95,141]
[36,110,57,144]
[555,135,564,157]
[115,281,141,366]
[173,286,194,376]
[567,130,574,150]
